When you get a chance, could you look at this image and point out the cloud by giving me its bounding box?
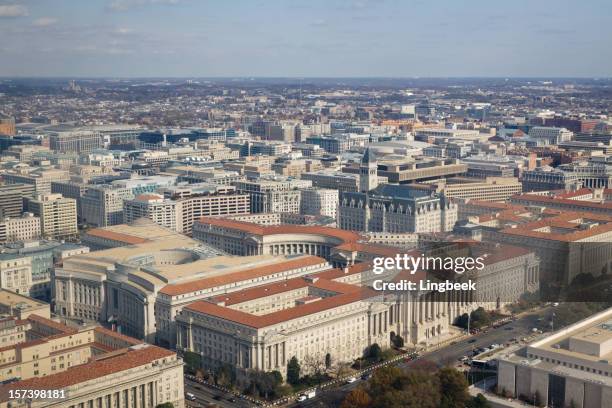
[114,27,135,35]
[32,17,58,27]
[0,4,29,17]
[108,0,180,11]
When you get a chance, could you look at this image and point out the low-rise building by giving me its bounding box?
[497,308,612,408]
[0,308,184,408]
[0,213,41,243]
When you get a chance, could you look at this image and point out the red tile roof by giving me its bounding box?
[0,346,175,402]
[93,326,142,345]
[198,217,362,243]
[510,193,612,211]
[185,287,376,329]
[499,212,612,242]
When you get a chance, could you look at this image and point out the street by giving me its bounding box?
[184,378,254,408]
[290,306,553,407]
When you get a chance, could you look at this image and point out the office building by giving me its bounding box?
[522,167,582,192]
[0,298,184,408]
[497,308,612,408]
[123,187,249,235]
[338,184,457,233]
[417,177,523,202]
[528,126,574,145]
[25,194,77,240]
[47,126,102,153]
[81,185,134,227]
[301,171,362,192]
[235,179,311,213]
[510,189,612,215]
[0,183,36,218]
[300,188,339,218]
[1,168,70,194]
[0,213,41,243]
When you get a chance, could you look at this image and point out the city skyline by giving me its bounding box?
[1,0,611,78]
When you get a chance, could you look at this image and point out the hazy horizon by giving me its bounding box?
[1,0,611,78]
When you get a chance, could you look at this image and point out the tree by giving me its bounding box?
[245,370,284,399]
[467,393,491,408]
[368,369,440,408]
[438,367,470,408]
[303,353,326,377]
[341,387,372,408]
[214,363,236,388]
[182,351,201,373]
[366,343,382,361]
[325,353,332,370]
[455,313,470,329]
[287,356,301,385]
[155,404,174,408]
[335,362,352,379]
[392,335,404,348]
[470,307,491,329]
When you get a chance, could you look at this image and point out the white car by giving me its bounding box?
[297,395,308,402]
[346,377,357,384]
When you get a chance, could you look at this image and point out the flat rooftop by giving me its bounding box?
[0,289,47,310]
[532,308,612,363]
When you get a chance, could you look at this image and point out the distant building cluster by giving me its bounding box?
[0,78,610,402]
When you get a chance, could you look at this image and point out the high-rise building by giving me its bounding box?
[81,185,134,227]
[1,168,70,194]
[123,194,179,231]
[123,187,250,234]
[300,188,339,218]
[0,183,36,218]
[235,179,311,213]
[25,194,77,240]
[51,180,88,221]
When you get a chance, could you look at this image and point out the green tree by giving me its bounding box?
[287,356,301,385]
[182,351,201,373]
[367,343,382,361]
[470,307,491,329]
[392,334,405,348]
[245,370,284,399]
[438,367,470,408]
[214,363,236,388]
[455,313,470,329]
[467,393,491,408]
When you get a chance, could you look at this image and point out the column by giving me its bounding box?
[274,344,279,368]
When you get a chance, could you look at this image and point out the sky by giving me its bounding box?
[0,0,611,78]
